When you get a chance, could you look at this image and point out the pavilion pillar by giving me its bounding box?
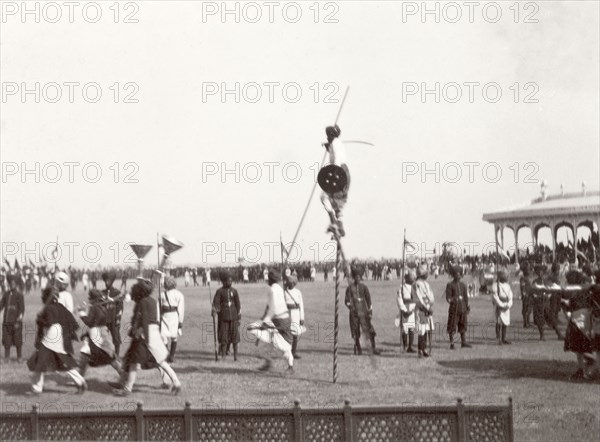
[573,221,578,265]
[514,225,520,265]
[550,220,556,263]
[530,223,538,248]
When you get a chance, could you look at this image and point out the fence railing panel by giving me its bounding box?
[0,398,513,442]
[38,416,136,441]
[352,412,458,442]
[194,412,295,442]
[0,417,30,441]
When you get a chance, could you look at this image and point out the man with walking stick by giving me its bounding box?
[445,265,472,350]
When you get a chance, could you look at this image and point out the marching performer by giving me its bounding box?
[102,271,124,357]
[113,279,181,396]
[249,270,294,372]
[445,265,471,349]
[396,270,417,353]
[590,270,600,379]
[413,264,435,358]
[320,125,349,237]
[160,276,185,363]
[531,265,563,341]
[28,286,87,394]
[212,271,241,360]
[561,270,592,380]
[491,271,514,345]
[0,274,25,361]
[284,275,305,359]
[345,267,381,355]
[76,289,122,377]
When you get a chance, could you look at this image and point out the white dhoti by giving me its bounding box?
[147,323,169,363]
[247,321,293,366]
[289,308,306,337]
[398,307,416,334]
[161,312,180,341]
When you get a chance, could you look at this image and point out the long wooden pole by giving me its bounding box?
[157,233,162,333]
[400,229,406,351]
[333,240,341,383]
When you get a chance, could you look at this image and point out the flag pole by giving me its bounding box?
[157,232,162,333]
[400,228,407,351]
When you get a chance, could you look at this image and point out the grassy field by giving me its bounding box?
[1,275,598,441]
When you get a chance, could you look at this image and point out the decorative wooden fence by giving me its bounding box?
[0,398,513,442]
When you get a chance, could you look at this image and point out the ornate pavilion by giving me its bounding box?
[482,183,600,263]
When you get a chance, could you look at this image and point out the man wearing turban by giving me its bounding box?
[102,270,124,357]
[212,271,241,360]
[413,264,435,357]
[445,265,471,350]
[160,276,185,363]
[345,266,380,355]
[320,124,350,237]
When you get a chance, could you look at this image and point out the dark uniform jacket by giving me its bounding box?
[0,289,25,324]
[445,280,469,314]
[213,287,241,321]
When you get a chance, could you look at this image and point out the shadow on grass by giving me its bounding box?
[437,358,576,382]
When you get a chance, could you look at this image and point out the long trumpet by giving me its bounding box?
[130,244,153,277]
[158,235,184,272]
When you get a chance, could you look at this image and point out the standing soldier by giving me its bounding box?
[396,270,417,353]
[492,270,514,345]
[212,271,241,360]
[120,271,128,292]
[445,265,471,349]
[160,276,185,363]
[1,274,25,361]
[82,270,89,292]
[284,275,305,359]
[184,269,190,287]
[520,262,533,328]
[102,271,124,358]
[413,265,435,358]
[345,267,381,355]
[90,271,98,289]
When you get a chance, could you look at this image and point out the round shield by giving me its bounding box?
[317,164,348,194]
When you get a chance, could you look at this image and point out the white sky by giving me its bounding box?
[1,1,599,267]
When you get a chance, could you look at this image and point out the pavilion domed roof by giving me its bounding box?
[483,190,599,224]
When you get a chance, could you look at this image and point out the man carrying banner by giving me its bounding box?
[396,270,417,353]
[413,264,435,358]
